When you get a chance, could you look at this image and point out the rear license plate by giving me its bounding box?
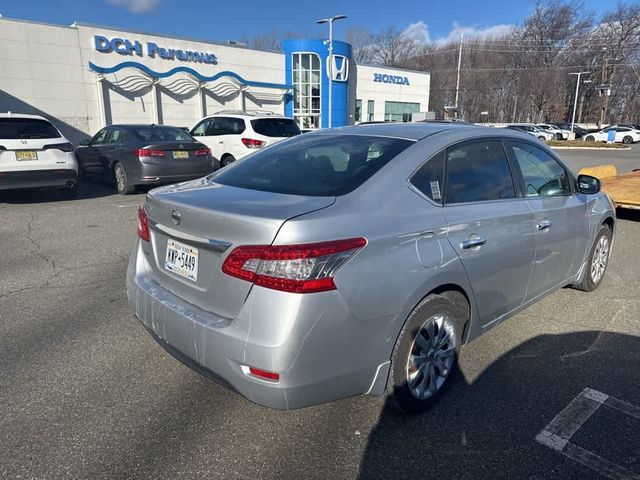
[164,239,199,281]
[16,151,38,161]
[173,151,189,159]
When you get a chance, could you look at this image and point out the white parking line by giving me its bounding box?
[536,388,640,480]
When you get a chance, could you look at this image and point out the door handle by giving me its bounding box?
[536,219,552,231]
[461,236,486,250]
[218,141,224,144]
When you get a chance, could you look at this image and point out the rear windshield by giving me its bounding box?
[250,118,301,138]
[131,126,194,142]
[212,134,414,196]
[0,118,61,139]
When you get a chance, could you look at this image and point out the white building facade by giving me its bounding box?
[0,17,430,142]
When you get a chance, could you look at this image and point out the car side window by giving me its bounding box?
[207,117,230,136]
[508,141,572,197]
[228,118,246,135]
[410,150,445,204]
[106,128,126,144]
[191,119,211,137]
[444,140,515,204]
[91,128,108,144]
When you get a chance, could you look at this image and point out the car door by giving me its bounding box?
[101,127,130,180]
[80,128,108,177]
[613,127,631,142]
[505,140,588,301]
[443,139,536,326]
[191,117,228,160]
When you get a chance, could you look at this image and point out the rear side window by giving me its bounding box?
[131,126,193,142]
[444,140,515,204]
[213,134,413,196]
[0,118,61,139]
[508,141,572,197]
[208,117,245,135]
[410,150,445,203]
[251,118,301,138]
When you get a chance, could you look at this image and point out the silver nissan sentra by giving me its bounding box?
[127,123,615,413]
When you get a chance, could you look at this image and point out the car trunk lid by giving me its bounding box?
[142,178,335,318]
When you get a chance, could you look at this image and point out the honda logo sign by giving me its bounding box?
[327,55,349,82]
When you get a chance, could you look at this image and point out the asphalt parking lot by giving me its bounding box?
[1,147,639,479]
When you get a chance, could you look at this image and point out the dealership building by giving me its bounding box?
[0,17,431,142]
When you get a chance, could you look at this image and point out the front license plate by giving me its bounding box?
[164,239,199,281]
[16,151,38,161]
[173,151,189,159]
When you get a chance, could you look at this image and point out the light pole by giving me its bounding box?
[569,71,589,137]
[317,14,347,128]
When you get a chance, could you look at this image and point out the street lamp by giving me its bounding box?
[569,71,589,137]
[317,14,347,128]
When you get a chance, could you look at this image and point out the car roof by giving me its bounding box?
[312,122,509,141]
[0,112,51,121]
[204,111,290,120]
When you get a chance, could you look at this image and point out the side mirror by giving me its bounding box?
[577,174,600,194]
[79,139,90,146]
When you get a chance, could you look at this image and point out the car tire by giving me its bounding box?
[622,136,634,144]
[220,154,236,168]
[60,183,79,199]
[386,292,467,414]
[585,135,595,142]
[574,225,612,292]
[114,162,135,195]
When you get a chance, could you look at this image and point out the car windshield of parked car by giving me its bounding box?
[212,134,414,196]
[0,118,61,139]
[250,118,301,138]
[130,126,194,142]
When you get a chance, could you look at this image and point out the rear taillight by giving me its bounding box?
[137,206,150,241]
[136,148,165,157]
[195,147,211,156]
[241,138,266,149]
[43,142,74,152]
[221,237,367,293]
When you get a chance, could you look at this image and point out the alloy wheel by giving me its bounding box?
[590,235,609,284]
[406,315,457,400]
[115,165,125,192]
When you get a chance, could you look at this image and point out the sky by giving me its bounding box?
[0,0,620,46]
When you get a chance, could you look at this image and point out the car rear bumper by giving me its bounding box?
[126,239,388,410]
[0,168,78,191]
[134,160,218,186]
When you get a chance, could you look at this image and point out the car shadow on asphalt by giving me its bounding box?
[358,331,640,480]
[0,180,147,204]
[616,208,640,222]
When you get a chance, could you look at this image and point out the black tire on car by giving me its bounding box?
[114,162,135,195]
[585,135,595,142]
[386,292,468,414]
[622,136,634,144]
[574,224,612,292]
[220,154,236,168]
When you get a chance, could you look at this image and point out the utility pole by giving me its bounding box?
[569,71,589,137]
[598,48,608,128]
[454,33,463,118]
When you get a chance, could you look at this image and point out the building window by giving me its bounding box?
[367,100,374,122]
[355,99,362,123]
[292,53,321,130]
[384,101,420,122]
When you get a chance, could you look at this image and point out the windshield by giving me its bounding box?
[251,118,301,138]
[0,118,61,139]
[131,126,194,142]
[212,134,414,196]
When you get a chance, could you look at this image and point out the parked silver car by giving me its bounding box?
[127,123,615,413]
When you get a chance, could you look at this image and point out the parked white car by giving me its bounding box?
[536,124,567,140]
[583,126,640,144]
[505,124,554,141]
[190,111,301,167]
[0,113,78,196]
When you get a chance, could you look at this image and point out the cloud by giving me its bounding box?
[106,0,161,13]
[401,21,431,46]
[434,22,516,45]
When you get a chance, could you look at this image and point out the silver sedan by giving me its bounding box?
[127,123,615,413]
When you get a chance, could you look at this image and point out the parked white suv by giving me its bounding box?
[189,111,301,167]
[0,113,79,197]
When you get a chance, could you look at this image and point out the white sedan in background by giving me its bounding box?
[536,124,567,140]
[505,124,555,141]
[583,126,640,144]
